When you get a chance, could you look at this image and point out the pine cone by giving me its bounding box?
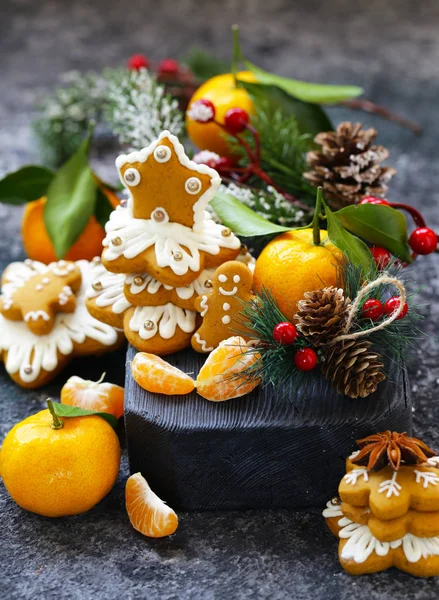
[304,122,396,210]
[295,287,351,346]
[322,338,386,399]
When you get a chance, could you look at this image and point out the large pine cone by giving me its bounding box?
[295,287,351,346]
[304,122,396,210]
[322,338,386,399]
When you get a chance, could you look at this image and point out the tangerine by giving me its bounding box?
[125,472,178,538]
[195,336,261,402]
[61,373,124,420]
[0,404,120,517]
[186,71,256,157]
[131,352,195,395]
[253,229,343,322]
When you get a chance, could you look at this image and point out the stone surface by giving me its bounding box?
[1,0,439,598]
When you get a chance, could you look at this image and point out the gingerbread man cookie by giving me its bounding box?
[191,261,254,353]
[0,259,122,388]
[101,131,241,287]
[0,260,82,335]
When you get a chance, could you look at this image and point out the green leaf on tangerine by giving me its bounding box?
[44,134,98,259]
[335,204,413,263]
[0,165,55,205]
[52,401,118,429]
[244,60,363,104]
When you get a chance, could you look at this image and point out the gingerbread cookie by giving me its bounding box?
[86,258,132,329]
[0,259,123,388]
[191,261,254,353]
[323,431,439,577]
[0,260,82,335]
[101,131,241,287]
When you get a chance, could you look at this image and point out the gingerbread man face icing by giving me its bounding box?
[191,261,254,353]
[0,260,82,335]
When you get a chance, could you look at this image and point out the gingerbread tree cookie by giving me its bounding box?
[323,431,439,577]
[191,261,254,353]
[86,131,251,356]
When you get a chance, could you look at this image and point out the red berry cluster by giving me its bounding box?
[361,297,408,322]
[272,322,318,371]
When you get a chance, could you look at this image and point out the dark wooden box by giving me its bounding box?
[124,345,412,511]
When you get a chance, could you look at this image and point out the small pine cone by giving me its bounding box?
[303,122,396,210]
[322,338,386,399]
[295,287,351,346]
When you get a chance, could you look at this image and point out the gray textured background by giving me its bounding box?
[1,0,439,598]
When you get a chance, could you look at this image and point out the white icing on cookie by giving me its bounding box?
[219,286,238,296]
[125,268,216,301]
[223,303,230,311]
[199,295,209,317]
[322,500,343,519]
[115,131,221,228]
[344,469,369,485]
[24,310,50,322]
[58,286,73,306]
[378,471,401,498]
[102,204,240,276]
[128,304,196,340]
[0,260,119,383]
[222,315,231,325]
[193,333,214,352]
[86,264,132,315]
[414,470,439,488]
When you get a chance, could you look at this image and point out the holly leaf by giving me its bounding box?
[323,198,374,275]
[95,187,114,229]
[243,60,363,104]
[211,191,291,237]
[44,134,98,259]
[0,165,55,205]
[51,401,118,429]
[335,204,413,263]
[240,81,332,137]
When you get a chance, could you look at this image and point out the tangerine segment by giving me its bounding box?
[131,353,195,395]
[126,473,178,538]
[196,336,261,402]
[61,375,124,419]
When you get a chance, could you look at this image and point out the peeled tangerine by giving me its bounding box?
[125,472,178,538]
[195,336,261,402]
[131,352,195,395]
[61,374,124,419]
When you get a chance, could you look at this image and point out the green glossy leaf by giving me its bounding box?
[52,401,118,429]
[0,165,55,205]
[323,198,374,275]
[44,135,98,259]
[335,204,413,263]
[95,187,113,228]
[240,81,332,137]
[244,60,363,104]
[211,191,291,237]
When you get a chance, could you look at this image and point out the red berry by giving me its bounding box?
[409,227,438,255]
[273,322,297,345]
[158,58,180,77]
[371,246,392,269]
[360,196,390,206]
[224,108,250,134]
[187,98,216,123]
[361,298,384,321]
[127,54,149,71]
[214,156,235,172]
[294,348,318,371]
[383,296,408,320]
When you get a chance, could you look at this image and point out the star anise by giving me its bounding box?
[351,431,437,472]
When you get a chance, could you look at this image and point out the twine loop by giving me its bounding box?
[331,274,406,344]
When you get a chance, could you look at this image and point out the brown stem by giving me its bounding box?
[341,99,422,135]
[47,399,64,430]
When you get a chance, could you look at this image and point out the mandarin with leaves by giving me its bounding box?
[0,400,120,517]
[253,229,343,322]
[186,71,256,157]
[61,373,124,419]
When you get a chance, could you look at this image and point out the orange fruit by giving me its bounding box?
[0,406,120,517]
[125,472,178,538]
[131,352,195,395]
[186,71,256,157]
[253,229,343,322]
[21,189,118,264]
[61,373,124,419]
[195,336,261,402]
